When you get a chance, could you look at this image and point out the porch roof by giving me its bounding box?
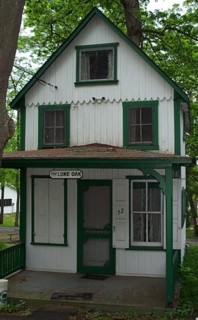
[2,144,191,169]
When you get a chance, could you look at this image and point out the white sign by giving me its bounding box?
[50,170,83,179]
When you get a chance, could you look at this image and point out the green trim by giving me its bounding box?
[75,42,118,85]
[174,92,181,155]
[38,104,70,149]
[140,169,166,194]
[30,243,68,247]
[123,100,159,150]
[20,169,26,245]
[31,176,35,244]
[2,157,191,169]
[31,175,68,246]
[19,98,26,151]
[75,80,118,86]
[165,166,174,306]
[126,246,165,251]
[77,180,115,274]
[10,7,188,110]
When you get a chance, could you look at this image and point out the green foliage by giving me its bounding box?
[177,245,198,316]
[0,300,30,315]
[0,242,10,249]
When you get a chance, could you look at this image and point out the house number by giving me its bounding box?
[117,208,124,215]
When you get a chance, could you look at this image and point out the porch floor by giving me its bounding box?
[7,270,166,312]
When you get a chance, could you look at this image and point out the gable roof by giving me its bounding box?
[11,7,189,109]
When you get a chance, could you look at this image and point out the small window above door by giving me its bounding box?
[75,43,119,86]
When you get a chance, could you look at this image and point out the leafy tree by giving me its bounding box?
[0,0,25,165]
[186,102,198,235]
[21,0,198,96]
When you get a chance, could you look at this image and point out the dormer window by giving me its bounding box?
[75,43,118,85]
[38,105,70,149]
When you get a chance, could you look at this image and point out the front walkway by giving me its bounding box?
[7,270,166,313]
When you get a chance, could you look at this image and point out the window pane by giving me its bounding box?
[133,182,146,211]
[80,49,113,81]
[141,107,152,124]
[44,111,55,127]
[55,128,65,144]
[44,128,54,144]
[148,183,161,211]
[128,108,140,125]
[142,125,152,142]
[128,107,153,144]
[129,125,140,143]
[43,109,65,146]
[133,213,146,241]
[148,214,161,242]
[56,110,64,126]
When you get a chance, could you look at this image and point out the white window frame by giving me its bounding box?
[131,180,163,247]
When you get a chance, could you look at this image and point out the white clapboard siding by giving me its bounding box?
[116,249,166,277]
[112,179,129,249]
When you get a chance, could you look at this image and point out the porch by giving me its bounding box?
[7,269,166,312]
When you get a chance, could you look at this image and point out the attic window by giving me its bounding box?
[75,43,118,85]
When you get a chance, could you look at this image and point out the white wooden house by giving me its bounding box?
[2,8,191,306]
[0,185,17,214]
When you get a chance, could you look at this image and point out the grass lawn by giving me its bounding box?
[1,213,19,227]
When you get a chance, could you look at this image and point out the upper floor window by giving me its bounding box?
[75,43,119,85]
[123,101,159,150]
[38,105,70,148]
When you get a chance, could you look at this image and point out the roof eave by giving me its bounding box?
[2,156,192,169]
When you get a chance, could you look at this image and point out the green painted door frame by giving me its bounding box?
[77,180,115,274]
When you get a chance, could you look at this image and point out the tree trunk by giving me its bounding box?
[0,185,5,224]
[120,0,142,46]
[0,0,25,164]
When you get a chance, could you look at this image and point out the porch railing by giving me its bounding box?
[0,243,25,278]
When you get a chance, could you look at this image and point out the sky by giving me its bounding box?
[148,0,184,11]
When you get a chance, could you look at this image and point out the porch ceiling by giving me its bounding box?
[2,144,191,168]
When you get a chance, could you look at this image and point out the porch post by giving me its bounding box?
[20,168,26,244]
[165,166,173,306]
